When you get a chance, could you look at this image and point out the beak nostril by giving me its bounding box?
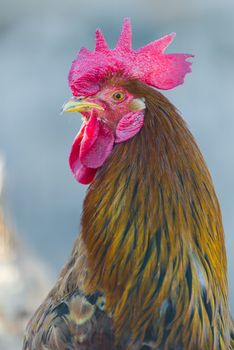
[73,96,85,102]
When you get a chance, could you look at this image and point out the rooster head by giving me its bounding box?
[63,18,193,184]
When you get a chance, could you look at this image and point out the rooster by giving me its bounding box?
[23,18,234,350]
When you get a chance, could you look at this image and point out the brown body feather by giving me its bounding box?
[23,81,234,350]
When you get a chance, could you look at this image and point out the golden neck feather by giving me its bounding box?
[80,81,231,346]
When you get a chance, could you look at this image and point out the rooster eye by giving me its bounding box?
[112,91,125,102]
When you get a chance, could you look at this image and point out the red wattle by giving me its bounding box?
[69,124,97,184]
[69,113,115,184]
[80,118,114,168]
[73,162,97,184]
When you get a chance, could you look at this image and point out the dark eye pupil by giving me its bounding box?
[115,93,122,99]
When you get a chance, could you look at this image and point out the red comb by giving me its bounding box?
[68,18,193,96]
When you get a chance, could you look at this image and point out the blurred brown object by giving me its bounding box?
[0,157,51,350]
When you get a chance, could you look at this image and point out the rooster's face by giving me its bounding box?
[63,83,145,128]
[63,82,146,184]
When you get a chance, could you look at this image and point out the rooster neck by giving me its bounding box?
[80,84,230,342]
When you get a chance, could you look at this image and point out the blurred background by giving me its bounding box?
[0,0,234,348]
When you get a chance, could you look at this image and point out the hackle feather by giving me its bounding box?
[23,80,234,350]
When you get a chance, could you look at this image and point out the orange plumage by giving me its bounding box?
[23,20,234,350]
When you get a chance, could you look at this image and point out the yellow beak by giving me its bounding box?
[62,97,104,113]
